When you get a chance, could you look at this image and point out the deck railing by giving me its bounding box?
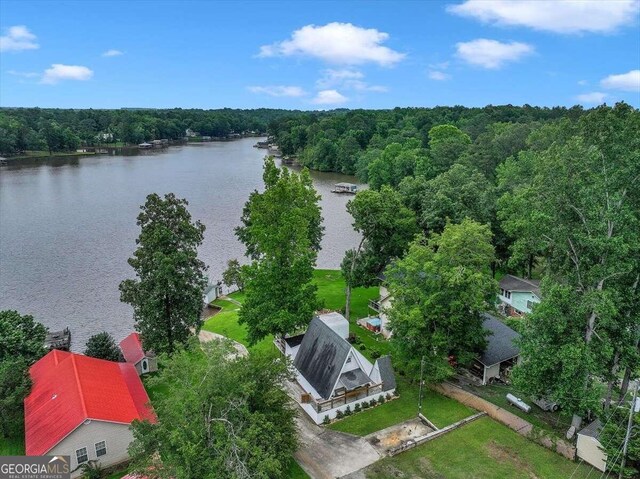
[308,383,384,413]
[368,299,380,312]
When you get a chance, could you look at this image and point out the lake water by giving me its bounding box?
[0,138,363,350]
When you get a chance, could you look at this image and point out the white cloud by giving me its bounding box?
[577,80,588,86]
[316,68,387,92]
[0,25,39,52]
[102,49,124,57]
[247,85,307,97]
[455,39,534,69]
[575,91,608,104]
[600,69,640,92]
[428,70,451,81]
[312,89,348,105]
[259,22,405,66]
[41,64,94,84]
[8,70,39,78]
[447,0,639,34]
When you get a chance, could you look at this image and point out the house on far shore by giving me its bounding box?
[576,420,607,472]
[25,350,156,478]
[472,314,521,385]
[119,332,158,375]
[276,312,396,424]
[498,274,541,316]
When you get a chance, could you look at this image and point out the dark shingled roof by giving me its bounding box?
[294,317,351,400]
[479,314,521,366]
[499,274,541,297]
[339,368,371,391]
[377,355,396,392]
[578,419,602,440]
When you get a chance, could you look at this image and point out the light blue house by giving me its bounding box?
[498,275,541,316]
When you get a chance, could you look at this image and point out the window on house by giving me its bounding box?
[95,441,107,457]
[526,300,534,311]
[505,291,511,299]
[76,447,88,464]
[346,356,352,364]
[142,359,148,371]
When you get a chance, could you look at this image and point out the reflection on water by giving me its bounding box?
[0,138,363,350]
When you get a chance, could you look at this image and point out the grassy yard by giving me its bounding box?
[0,435,24,455]
[363,416,594,479]
[328,376,474,436]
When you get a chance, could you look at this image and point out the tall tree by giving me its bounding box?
[503,104,640,416]
[387,219,496,382]
[222,258,245,292]
[236,158,323,343]
[120,193,207,355]
[0,310,48,363]
[341,186,418,321]
[128,341,297,479]
[0,310,47,438]
[427,124,471,176]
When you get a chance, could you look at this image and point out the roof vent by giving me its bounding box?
[51,394,57,400]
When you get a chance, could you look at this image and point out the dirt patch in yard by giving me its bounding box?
[485,441,540,479]
[365,418,433,455]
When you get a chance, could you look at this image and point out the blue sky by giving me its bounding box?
[1,0,639,109]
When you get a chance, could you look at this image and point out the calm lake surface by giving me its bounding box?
[0,138,363,350]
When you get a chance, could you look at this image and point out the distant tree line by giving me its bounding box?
[0,107,303,156]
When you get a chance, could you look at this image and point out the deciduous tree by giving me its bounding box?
[84,332,123,362]
[120,193,207,355]
[236,158,323,342]
[128,341,297,479]
[387,219,496,382]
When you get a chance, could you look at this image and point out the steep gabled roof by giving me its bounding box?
[578,419,602,440]
[119,332,146,364]
[499,274,541,297]
[376,356,397,392]
[25,350,156,456]
[293,317,351,400]
[479,314,521,366]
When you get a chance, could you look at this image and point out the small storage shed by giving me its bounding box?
[576,420,606,472]
[119,333,158,375]
[475,314,521,385]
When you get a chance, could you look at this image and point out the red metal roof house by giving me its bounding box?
[25,350,156,477]
[119,332,158,375]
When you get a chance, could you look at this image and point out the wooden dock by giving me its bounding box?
[45,327,71,351]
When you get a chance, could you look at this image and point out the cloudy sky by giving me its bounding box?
[1,0,639,109]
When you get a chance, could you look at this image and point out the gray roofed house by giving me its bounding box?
[284,312,397,424]
[293,317,352,400]
[474,314,521,385]
[498,274,541,316]
[479,314,521,367]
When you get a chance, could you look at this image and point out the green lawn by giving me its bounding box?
[328,376,474,436]
[0,435,24,455]
[363,416,594,479]
[286,461,310,479]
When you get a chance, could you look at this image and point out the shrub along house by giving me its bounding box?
[472,314,522,385]
[497,274,541,316]
[119,332,157,375]
[24,350,156,477]
[276,312,396,424]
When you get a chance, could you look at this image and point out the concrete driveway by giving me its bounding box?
[286,381,380,479]
[294,412,381,479]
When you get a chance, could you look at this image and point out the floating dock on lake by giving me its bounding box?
[45,327,71,351]
[332,182,358,194]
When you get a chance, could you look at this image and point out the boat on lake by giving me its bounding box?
[138,142,152,149]
[332,182,358,194]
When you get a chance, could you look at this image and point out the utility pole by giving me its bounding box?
[418,356,425,416]
[619,381,638,479]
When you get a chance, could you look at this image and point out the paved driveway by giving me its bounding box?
[286,381,381,479]
[294,413,381,479]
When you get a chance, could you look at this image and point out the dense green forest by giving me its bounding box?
[0,107,302,156]
[268,103,639,437]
